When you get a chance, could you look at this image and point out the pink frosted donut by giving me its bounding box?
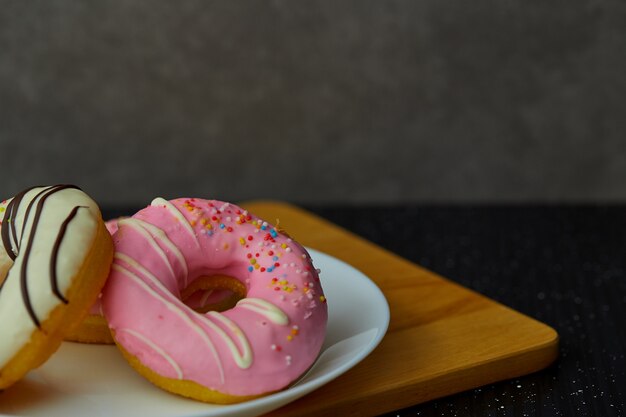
[102,198,328,403]
[67,216,239,345]
[64,217,127,344]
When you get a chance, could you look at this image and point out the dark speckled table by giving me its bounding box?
[103,205,626,416]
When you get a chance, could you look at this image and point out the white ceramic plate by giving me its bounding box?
[0,249,389,417]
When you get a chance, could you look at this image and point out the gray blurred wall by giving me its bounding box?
[1,1,625,205]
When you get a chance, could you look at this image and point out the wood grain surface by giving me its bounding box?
[242,201,559,417]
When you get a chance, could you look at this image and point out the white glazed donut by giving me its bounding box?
[0,185,113,389]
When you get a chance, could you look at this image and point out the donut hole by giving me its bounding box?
[181,275,246,313]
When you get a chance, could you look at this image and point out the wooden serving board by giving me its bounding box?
[242,201,559,417]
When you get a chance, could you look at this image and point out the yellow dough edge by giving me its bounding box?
[64,314,114,345]
[113,331,273,404]
[0,220,114,389]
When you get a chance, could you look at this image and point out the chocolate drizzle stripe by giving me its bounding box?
[8,191,27,255]
[18,184,81,327]
[18,186,56,247]
[50,205,85,303]
[1,201,15,261]
[20,185,80,246]
[1,186,38,261]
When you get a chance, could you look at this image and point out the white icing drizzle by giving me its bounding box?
[150,198,199,247]
[199,289,214,306]
[117,220,176,284]
[111,262,225,384]
[237,298,289,325]
[114,252,254,370]
[206,311,253,369]
[129,218,188,282]
[119,328,183,380]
